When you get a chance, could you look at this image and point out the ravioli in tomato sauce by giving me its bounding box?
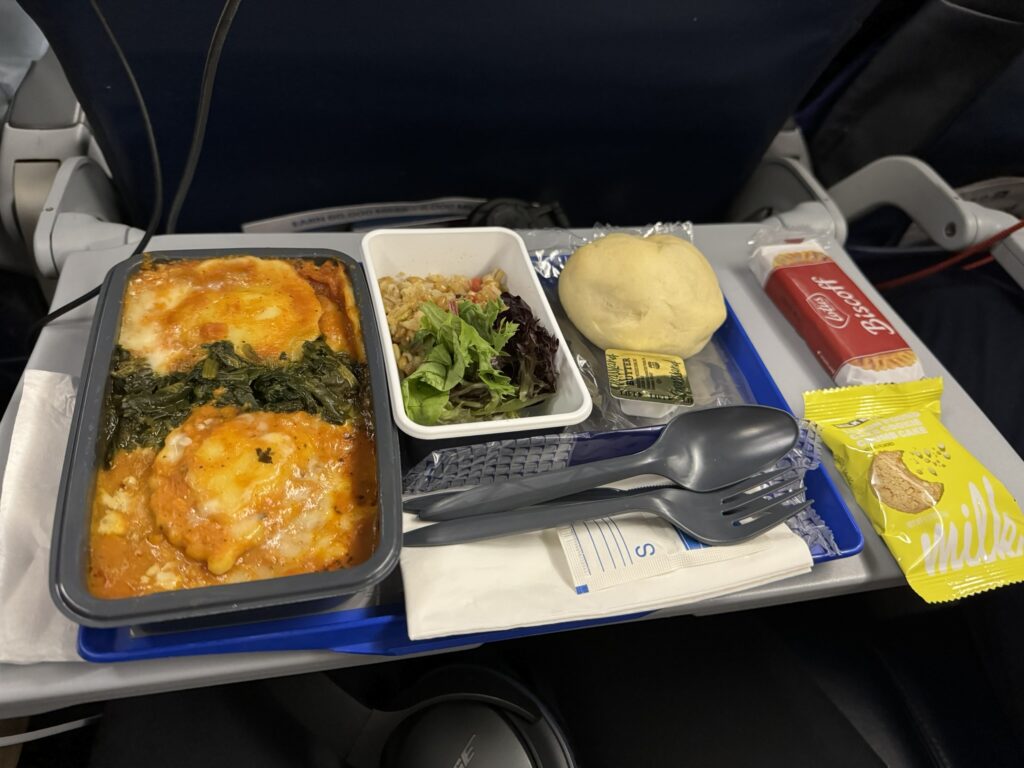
[88,257,377,598]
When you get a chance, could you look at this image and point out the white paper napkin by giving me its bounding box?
[0,370,80,663]
[401,512,813,640]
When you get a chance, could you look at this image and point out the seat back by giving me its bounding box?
[805,0,1024,185]
[20,0,877,231]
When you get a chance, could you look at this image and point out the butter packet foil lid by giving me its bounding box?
[804,378,1024,602]
[605,348,693,419]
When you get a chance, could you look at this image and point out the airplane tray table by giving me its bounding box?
[7,225,1021,718]
[74,293,862,662]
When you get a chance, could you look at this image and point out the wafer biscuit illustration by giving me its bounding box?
[870,450,944,513]
[770,250,830,268]
[847,349,920,373]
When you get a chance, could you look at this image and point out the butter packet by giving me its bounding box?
[804,378,1024,602]
[605,348,694,419]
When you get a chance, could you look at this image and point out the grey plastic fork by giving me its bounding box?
[404,468,810,547]
[416,406,800,522]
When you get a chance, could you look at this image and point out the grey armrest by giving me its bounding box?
[829,156,1024,289]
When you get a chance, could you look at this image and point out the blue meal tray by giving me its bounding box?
[78,301,864,662]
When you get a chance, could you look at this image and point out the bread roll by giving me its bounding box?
[558,233,726,358]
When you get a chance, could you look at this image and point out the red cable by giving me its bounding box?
[876,218,1024,291]
[961,254,995,271]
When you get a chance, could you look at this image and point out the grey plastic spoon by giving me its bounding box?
[417,405,799,521]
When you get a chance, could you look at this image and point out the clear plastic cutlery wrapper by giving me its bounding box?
[402,420,829,591]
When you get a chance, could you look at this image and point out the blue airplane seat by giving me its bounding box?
[17,0,877,232]
[803,0,1024,187]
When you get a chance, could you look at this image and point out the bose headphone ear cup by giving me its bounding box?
[264,665,574,768]
[381,700,538,768]
[379,666,575,768]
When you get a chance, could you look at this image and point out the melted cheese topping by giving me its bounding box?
[89,257,377,598]
[88,406,378,597]
[119,257,330,373]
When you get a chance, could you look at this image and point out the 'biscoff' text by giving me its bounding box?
[810,277,896,336]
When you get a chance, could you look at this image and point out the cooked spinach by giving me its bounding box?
[103,339,367,464]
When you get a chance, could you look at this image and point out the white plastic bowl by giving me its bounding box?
[361,227,593,440]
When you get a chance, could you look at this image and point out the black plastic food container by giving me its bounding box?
[50,248,402,628]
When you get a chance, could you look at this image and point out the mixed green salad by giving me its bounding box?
[397,293,559,425]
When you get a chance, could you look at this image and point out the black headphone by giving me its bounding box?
[267,664,576,768]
